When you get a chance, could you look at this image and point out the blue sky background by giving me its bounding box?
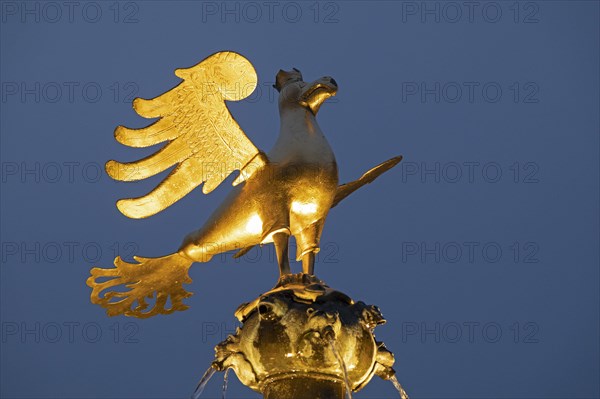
[1,1,599,398]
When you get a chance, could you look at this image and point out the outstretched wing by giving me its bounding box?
[331,156,402,208]
[106,51,267,219]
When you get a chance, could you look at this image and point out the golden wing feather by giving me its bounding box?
[106,51,267,219]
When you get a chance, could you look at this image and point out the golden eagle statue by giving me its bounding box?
[87,51,401,318]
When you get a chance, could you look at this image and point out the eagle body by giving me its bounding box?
[179,106,339,262]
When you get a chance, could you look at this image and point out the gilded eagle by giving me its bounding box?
[88,52,401,318]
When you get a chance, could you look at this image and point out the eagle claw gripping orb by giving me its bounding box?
[87,51,408,398]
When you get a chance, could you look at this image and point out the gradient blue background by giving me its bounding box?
[1,1,599,398]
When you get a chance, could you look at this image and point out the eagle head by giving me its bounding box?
[274,68,338,115]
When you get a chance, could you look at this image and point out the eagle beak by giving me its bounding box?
[302,77,338,115]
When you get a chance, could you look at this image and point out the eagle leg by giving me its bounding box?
[273,232,291,276]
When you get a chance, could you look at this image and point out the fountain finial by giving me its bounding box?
[211,274,400,399]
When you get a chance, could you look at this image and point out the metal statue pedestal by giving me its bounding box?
[211,274,396,399]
